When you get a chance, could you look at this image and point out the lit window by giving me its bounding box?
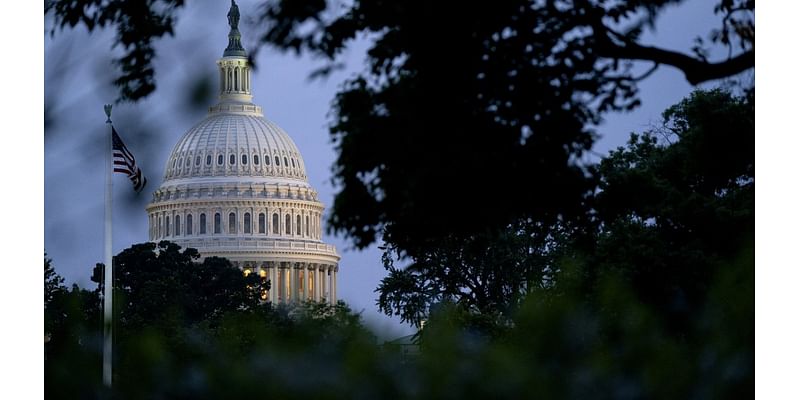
[214,213,221,234]
[259,213,265,234]
[229,212,236,233]
[187,214,193,235]
[254,155,259,165]
[175,215,181,236]
[244,213,251,234]
[200,213,207,234]
[285,214,291,234]
[206,155,212,165]
[242,154,248,165]
[218,154,224,165]
[272,213,279,234]
[230,154,236,165]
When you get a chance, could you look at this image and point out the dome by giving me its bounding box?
[145,0,339,305]
[162,111,309,184]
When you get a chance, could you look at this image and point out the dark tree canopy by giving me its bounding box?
[47,0,754,252]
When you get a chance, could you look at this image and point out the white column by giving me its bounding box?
[269,263,277,303]
[289,262,297,302]
[332,266,338,304]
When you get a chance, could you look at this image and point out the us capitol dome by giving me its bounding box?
[146,0,339,304]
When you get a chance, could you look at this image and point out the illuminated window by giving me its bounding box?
[200,213,206,234]
[285,214,291,234]
[186,214,193,235]
[229,212,236,233]
[258,213,265,234]
[214,213,221,234]
[244,213,251,234]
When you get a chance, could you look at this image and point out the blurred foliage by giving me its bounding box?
[45,238,752,398]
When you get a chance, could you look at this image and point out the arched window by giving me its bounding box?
[229,154,236,165]
[254,155,259,165]
[242,154,248,165]
[265,155,271,165]
[173,159,177,168]
[218,154,224,165]
[186,158,191,166]
[175,215,181,236]
[234,67,239,91]
[165,216,170,237]
[275,156,280,166]
[272,213,279,234]
[258,213,265,234]
[284,157,289,166]
[199,213,206,234]
[244,213,251,234]
[214,213,221,234]
[291,158,296,168]
[285,214,291,234]
[296,215,302,235]
[306,216,309,236]
[186,214,193,235]
[229,212,237,233]
[206,155,212,165]
[195,156,201,166]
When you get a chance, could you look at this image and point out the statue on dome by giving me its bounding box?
[227,0,240,31]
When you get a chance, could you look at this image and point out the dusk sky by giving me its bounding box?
[44,0,739,339]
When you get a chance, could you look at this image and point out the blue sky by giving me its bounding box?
[44,0,742,339]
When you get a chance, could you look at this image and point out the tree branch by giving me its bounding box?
[596,31,754,85]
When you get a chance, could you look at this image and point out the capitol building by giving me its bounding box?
[145,1,339,304]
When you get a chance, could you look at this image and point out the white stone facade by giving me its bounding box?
[146,15,339,304]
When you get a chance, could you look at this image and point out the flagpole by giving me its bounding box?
[103,104,114,388]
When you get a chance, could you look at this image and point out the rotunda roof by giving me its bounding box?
[162,111,308,183]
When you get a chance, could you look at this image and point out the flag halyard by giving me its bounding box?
[111,126,147,193]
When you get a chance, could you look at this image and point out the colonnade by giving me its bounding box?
[242,261,338,304]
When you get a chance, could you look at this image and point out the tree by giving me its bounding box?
[45,253,65,308]
[376,220,568,329]
[94,241,269,334]
[46,0,754,252]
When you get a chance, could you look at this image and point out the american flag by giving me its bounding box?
[111,126,147,193]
